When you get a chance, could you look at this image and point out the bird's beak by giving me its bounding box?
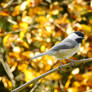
[80,36,84,38]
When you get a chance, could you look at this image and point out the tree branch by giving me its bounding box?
[11,58,92,92]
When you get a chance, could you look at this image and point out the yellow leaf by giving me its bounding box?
[0,11,9,16]
[19,31,25,40]
[12,5,20,16]
[46,72,61,80]
[18,63,28,72]
[40,45,46,52]
[81,24,92,32]
[19,22,28,30]
[19,22,28,39]
[7,56,17,67]
[36,16,47,25]
[3,34,10,46]
[65,75,73,88]
[12,24,19,30]
[72,81,80,87]
[68,88,79,92]
[2,77,12,88]
[23,69,39,82]
[22,41,29,48]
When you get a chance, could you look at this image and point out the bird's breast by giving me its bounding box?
[51,44,80,59]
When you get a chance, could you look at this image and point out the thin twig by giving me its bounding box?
[29,80,41,92]
[53,21,65,32]
[7,16,17,25]
[3,0,14,8]
[3,24,38,36]
[0,53,16,87]
[11,58,92,92]
[59,80,65,92]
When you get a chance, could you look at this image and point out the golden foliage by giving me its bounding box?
[0,0,92,92]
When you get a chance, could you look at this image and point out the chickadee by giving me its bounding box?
[31,31,84,60]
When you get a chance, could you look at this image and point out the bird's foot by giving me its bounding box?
[58,63,65,72]
[71,60,75,67]
[59,64,63,69]
[66,59,75,67]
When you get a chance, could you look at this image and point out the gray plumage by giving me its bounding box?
[50,39,77,51]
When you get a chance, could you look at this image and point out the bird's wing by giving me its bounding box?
[50,39,77,51]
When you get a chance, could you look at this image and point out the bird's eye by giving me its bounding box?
[76,38,83,43]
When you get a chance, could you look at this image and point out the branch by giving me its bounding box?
[4,24,38,36]
[3,0,14,8]
[11,58,92,92]
[53,21,65,32]
[0,54,16,87]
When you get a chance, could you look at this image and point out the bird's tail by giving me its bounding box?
[31,52,49,60]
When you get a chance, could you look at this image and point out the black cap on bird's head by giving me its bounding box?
[74,31,84,38]
[74,31,84,43]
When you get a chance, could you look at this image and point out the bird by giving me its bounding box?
[31,31,84,61]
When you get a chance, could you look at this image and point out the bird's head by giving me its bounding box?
[68,31,84,43]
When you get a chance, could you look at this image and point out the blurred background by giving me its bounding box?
[0,0,92,92]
